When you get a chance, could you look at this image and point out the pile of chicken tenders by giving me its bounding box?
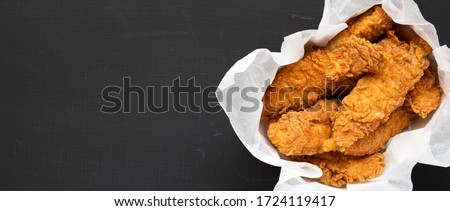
[263,6,442,187]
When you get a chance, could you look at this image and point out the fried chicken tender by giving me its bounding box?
[343,69,442,156]
[262,6,392,119]
[325,6,393,50]
[406,68,442,118]
[331,31,432,149]
[291,152,385,187]
[267,99,340,156]
[339,72,441,156]
[270,90,438,157]
[262,36,383,119]
[269,104,411,157]
[342,108,411,156]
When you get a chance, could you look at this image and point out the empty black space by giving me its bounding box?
[0,0,449,190]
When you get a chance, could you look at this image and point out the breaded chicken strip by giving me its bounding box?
[262,36,384,119]
[325,6,393,50]
[344,69,441,156]
[331,32,432,149]
[344,70,442,156]
[342,107,411,156]
[405,68,442,118]
[262,6,392,119]
[273,98,438,157]
[267,99,340,156]
[291,152,385,187]
[270,104,411,157]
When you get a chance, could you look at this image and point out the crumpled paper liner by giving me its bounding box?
[216,0,450,190]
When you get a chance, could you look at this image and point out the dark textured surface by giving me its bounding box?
[0,0,449,190]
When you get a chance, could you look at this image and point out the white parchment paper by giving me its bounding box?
[216,0,450,190]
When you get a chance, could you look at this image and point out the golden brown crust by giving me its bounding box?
[269,105,412,157]
[267,99,340,156]
[405,68,442,118]
[331,32,431,149]
[291,152,385,187]
[325,6,393,50]
[262,36,383,119]
[262,6,393,119]
[342,108,411,156]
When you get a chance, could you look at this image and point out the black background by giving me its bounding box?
[1,0,449,190]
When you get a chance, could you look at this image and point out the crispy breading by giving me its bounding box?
[269,104,411,157]
[262,36,383,119]
[325,6,393,50]
[405,68,442,118]
[342,107,411,156]
[331,31,432,149]
[291,152,385,187]
[262,6,392,119]
[267,99,340,156]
